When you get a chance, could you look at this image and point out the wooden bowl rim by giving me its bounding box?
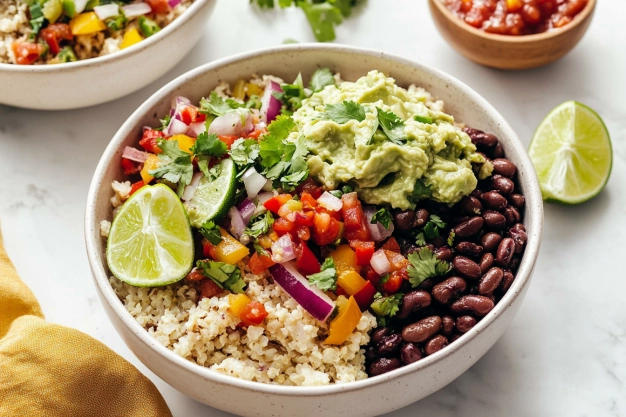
[429,0,596,43]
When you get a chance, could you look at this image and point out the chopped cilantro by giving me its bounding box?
[149,139,193,197]
[245,211,275,239]
[370,292,403,318]
[196,260,246,294]
[379,274,390,285]
[376,108,407,145]
[408,179,431,205]
[307,257,337,291]
[309,67,335,92]
[29,2,45,36]
[415,232,426,247]
[190,132,227,177]
[324,100,366,124]
[447,230,456,246]
[254,242,270,257]
[407,247,451,288]
[329,184,353,198]
[276,73,306,114]
[199,91,243,117]
[259,115,296,168]
[414,115,434,124]
[199,221,223,245]
[229,138,260,177]
[155,114,171,131]
[423,214,446,240]
[299,1,343,42]
[371,207,392,229]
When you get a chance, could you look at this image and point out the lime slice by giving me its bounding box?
[107,184,194,287]
[185,158,237,228]
[529,101,612,204]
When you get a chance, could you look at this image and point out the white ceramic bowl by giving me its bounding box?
[85,44,544,417]
[0,0,216,110]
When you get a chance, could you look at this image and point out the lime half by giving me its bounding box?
[107,184,194,287]
[529,101,612,204]
[185,158,237,228]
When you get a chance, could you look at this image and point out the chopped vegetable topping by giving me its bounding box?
[370,207,392,229]
[309,67,335,92]
[245,211,275,239]
[200,91,243,117]
[199,220,223,245]
[307,257,337,291]
[196,260,246,294]
[407,247,451,288]
[150,139,193,196]
[370,292,403,318]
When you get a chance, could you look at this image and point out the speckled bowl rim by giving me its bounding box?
[0,0,212,72]
[85,43,544,396]
[429,0,596,43]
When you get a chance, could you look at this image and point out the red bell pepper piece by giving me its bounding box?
[121,157,142,175]
[349,240,375,266]
[295,242,321,275]
[139,129,164,153]
[263,194,293,214]
[381,237,401,253]
[294,211,315,227]
[129,180,145,196]
[341,193,370,242]
[353,281,377,310]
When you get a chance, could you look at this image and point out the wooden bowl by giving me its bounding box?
[428,0,596,70]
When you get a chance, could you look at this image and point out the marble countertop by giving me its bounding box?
[1,0,625,415]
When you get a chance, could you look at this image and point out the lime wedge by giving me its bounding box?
[106,184,194,287]
[529,101,612,204]
[185,158,237,228]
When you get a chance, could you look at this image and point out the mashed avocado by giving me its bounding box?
[289,71,488,209]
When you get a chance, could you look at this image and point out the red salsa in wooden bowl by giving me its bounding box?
[443,0,588,35]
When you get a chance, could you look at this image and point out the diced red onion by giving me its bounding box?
[370,250,391,275]
[74,0,88,14]
[228,207,246,239]
[269,262,335,322]
[237,199,256,225]
[260,81,283,124]
[364,206,394,242]
[94,4,119,20]
[181,172,203,202]
[242,167,268,199]
[122,146,149,163]
[121,3,152,19]
[262,178,273,192]
[166,117,188,136]
[186,121,206,138]
[271,234,296,263]
[317,191,343,212]
[168,0,182,8]
[208,111,253,137]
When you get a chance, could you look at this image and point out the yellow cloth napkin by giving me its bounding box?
[0,227,172,417]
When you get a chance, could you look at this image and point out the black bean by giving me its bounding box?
[499,270,515,295]
[397,290,431,319]
[454,216,484,238]
[368,357,401,376]
[503,206,521,225]
[450,295,495,316]
[371,327,391,345]
[434,246,454,262]
[400,343,423,365]
[481,232,503,252]
[459,196,483,215]
[425,335,449,355]
[402,316,442,343]
[393,209,416,231]
[432,277,467,304]
[455,241,483,259]
[509,194,525,209]
[442,315,455,335]
[491,175,514,195]
[483,210,507,230]
[478,267,504,295]
[455,316,477,333]
[492,158,517,177]
[414,209,429,228]
[495,238,516,267]
[508,228,527,253]
[493,143,505,159]
[481,191,508,210]
[512,223,526,232]
[376,334,403,356]
[452,256,482,280]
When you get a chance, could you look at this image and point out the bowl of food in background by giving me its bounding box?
[0,0,216,110]
[85,44,543,417]
[429,0,596,70]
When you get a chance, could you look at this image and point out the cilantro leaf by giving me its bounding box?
[307,257,337,291]
[259,115,296,168]
[29,3,45,36]
[447,230,455,247]
[310,67,335,92]
[245,211,275,239]
[408,179,431,205]
[414,115,434,124]
[329,185,353,199]
[200,91,243,117]
[371,207,392,229]
[370,293,403,318]
[376,108,407,145]
[423,214,446,240]
[253,242,270,257]
[298,1,343,42]
[196,260,246,294]
[276,73,306,114]
[191,132,227,157]
[149,139,194,197]
[155,114,171,131]
[324,100,366,124]
[407,247,451,288]
[229,138,261,177]
[415,232,426,247]
[199,221,223,245]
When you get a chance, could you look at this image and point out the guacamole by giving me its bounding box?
[290,71,488,209]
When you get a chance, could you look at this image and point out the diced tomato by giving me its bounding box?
[12,41,46,65]
[381,237,401,253]
[315,205,342,221]
[336,286,348,296]
[218,135,239,149]
[185,267,205,282]
[384,250,409,272]
[300,192,318,210]
[349,240,375,266]
[196,113,206,123]
[295,242,321,275]
[362,265,382,291]
[199,279,222,299]
[263,194,293,214]
[249,252,275,275]
[139,129,164,153]
[382,271,403,294]
[312,214,341,246]
[121,157,142,175]
[273,218,295,236]
[294,211,315,227]
[202,239,218,259]
[246,128,267,139]
[295,178,323,199]
[40,23,72,55]
[179,106,198,125]
[296,226,311,241]
[341,193,371,242]
[129,180,145,196]
[353,281,377,310]
[146,0,170,14]
[240,301,268,326]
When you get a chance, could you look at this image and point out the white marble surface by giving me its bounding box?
[1,1,625,416]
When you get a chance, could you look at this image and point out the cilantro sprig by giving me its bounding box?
[196,260,246,294]
[192,132,228,177]
[324,100,366,124]
[245,211,275,239]
[200,91,244,117]
[310,67,335,92]
[376,108,407,145]
[307,257,337,291]
[370,292,404,319]
[149,139,194,197]
[414,214,447,246]
[407,247,451,288]
[199,221,222,246]
[371,207,392,229]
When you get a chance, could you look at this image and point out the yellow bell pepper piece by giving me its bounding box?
[233,79,246,101]
[69,12,106,35]
[330,245,357,274]
[246,82,263,97]
[140,154,159,184]
[228,294,251,318]
[169,134,195,155]
[337,270,367,296]
[257,235,273,249]
[212,228,250,264]
[325,296,362,345]
[120,27,144,50]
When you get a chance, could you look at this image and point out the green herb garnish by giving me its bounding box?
[407,247,451,288]
[149,139,194,197]
[371,207,393,229]
[309,67,335,92]
[245,211,275,239]
[324,100,366,124]
[307,257,337,291]
[199,221,223,245]
[196,260,246,294]
[370,292,403,318]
